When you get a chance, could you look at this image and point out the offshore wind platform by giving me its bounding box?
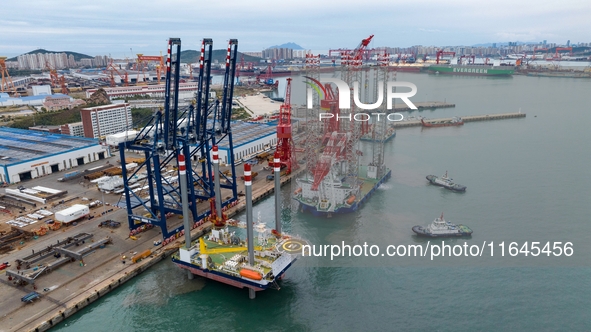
[294,35,392,217]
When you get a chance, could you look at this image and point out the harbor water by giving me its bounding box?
[54,73,591,331]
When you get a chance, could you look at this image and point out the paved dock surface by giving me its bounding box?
[0,152,304,332]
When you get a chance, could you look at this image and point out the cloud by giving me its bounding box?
[419,29,446,33]
[2,0,591,55]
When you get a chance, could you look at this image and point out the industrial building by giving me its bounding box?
[0,89,78,108]
[85,83,199,101]
[0,93,66,107]
[214,121,277,164]
[0,127,108,184]
[80,103,132,138]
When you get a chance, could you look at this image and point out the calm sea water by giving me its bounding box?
[55,73,591,331]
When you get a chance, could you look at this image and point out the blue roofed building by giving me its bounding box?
[0,127,110,184]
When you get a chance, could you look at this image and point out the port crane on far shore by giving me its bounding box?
[105,58,129,87]
[0,57,17,95]
[435,50,456,64]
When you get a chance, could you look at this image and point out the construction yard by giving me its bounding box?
[0,145,303,331]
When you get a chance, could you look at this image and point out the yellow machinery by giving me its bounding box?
[198,237,261,255]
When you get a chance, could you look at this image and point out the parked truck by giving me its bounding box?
[55,204,90,224]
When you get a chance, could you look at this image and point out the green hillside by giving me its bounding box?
[8,49,93,62]
[179,49,262,64]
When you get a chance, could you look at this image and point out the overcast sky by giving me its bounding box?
[2,0,590,57]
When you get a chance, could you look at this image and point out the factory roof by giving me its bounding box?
[0,93,70,103]
[218,121,276,149]
[0,127,99,166]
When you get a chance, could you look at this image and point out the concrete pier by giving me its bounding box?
[293,101,455,118]
[1,160,306,332]
[393,101,456,111]
[393,112,526,128]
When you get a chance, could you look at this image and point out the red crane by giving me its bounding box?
[435,50,456,64]
[273,78,297,173]
[555,47,573,57]
[136,54,165,84]
[341,35,374,67]
[0,57,17,95]
[106,59,129,87]
[307,35,375,190]
[459,54,475,64]
[533,47,549,60]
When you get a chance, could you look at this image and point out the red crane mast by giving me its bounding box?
[274,78,297,173]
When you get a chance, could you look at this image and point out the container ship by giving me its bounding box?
[425,64,515,76]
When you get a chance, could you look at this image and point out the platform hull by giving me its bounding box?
[172,258,293,291]
[298,169,391,217]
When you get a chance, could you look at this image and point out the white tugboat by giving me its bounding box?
[412,213,473,238]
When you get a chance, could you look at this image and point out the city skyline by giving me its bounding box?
[2,0,590,58]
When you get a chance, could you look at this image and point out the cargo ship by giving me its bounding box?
[412,213,473,238]
[391,64,424,73]
[421,117,463,127]
[425,64,515,76]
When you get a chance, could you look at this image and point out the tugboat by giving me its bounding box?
[412,213,473,238]
[426,171,466,192]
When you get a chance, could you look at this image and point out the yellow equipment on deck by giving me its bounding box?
[198,237,261,255]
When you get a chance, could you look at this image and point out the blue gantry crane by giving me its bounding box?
[118,37,239,239]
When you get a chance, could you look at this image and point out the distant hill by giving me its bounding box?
[8,49,93,61]
[267,42,304,50]
[179,49,262,64]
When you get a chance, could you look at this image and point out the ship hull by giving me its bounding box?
[412,226,472,237]
[426,65,514,76]
[426,175,466,192]
[172,257,294,291]
[297,169,391,217]
[393,66,422,73]
[421,119,463,127]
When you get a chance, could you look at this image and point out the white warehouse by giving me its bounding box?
[213,121,277,165]
[0,128,110,184]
